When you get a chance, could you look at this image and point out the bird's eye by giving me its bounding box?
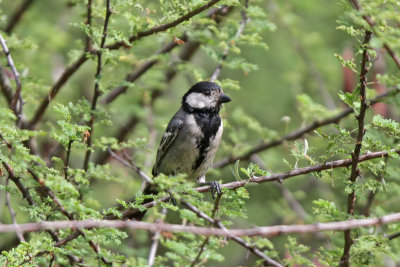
[204,90,211,96]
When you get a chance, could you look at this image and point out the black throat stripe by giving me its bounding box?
[193,112,221,170]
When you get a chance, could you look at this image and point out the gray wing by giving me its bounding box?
[152,110,185,176]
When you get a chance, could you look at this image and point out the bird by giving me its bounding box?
[152,81,231,197]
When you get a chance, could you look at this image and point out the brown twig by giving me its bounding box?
[102,39,182,105]
[339,30,372,267]
[109,148,400,221]
[83,0,112,171]
[85,0,93,52]
[147,208,167,267]
[5,177,25,242]
[214,87,400,168]
[27,53,88,129]
[182,200,284,267]
[107,147,152,183]
[0,33,23,125]
[64,140,73,180]
[4,0,35,34]
[2,162,81,263]
[210,9,249,82]
[106,0,223,50]
[350,0,400,69]
[27,0,223,130]
[1,211,400,238]
[53,147,400,248]
[0,65,14,104]
[190,194,221,267]
[28,169,110,264]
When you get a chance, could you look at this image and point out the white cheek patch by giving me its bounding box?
[185,92,213,109]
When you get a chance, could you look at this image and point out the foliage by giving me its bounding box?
[0,0,400,266]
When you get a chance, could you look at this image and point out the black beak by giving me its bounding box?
[218,93,231,104]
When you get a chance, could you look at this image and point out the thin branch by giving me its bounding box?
[147,208,167,267]
[106,0,223,50]
[339,30,371,267]
[110,148,400,221]
[0,64,13,104]
[214,87,400,168]
[28,169,110,264]
[210,9,249,82]
[102,39,182,105]
[0,33,23,124]
[2,212,400,240]
[5,177,25,242]
[4,0,35,34]
[350,0,400,69]
[107,147,152,183]
[85,0,93,52]
[27,53,88,129]
[190,194,221,267]
[83,0,112,171]
[27,1,224,130]
[2,162,82,263]
[64,140,73,180]
[182,200,284,267]
[53,148,400,248]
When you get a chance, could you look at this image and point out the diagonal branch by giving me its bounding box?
[27,0,223,130]
[28,169,110,264]
[210,8,249,82]
[147,208,167,267]
[106,0,223,50]
[0,33,23,124]
[4,0,36,34]
[182,199,284,267]
[214,88,400,168]
[190,194,222,267]
[5,177,25,243]
[109,148,400,221]
[339,30,372,267]
[54,148,400,247]
[350,0,400,69]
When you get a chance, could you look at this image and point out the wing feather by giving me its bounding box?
[152,113,184,176]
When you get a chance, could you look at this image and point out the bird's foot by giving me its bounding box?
[200,181,222,198]
[167,190,177,206]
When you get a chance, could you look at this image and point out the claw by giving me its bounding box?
[200,181,222,198]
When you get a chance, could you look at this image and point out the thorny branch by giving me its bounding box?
[183,199,283,267]
[2,162,81,263]
[5,177,25,242]
[27,169,110,264]
[26,0,224,130]
[147,208,167,267]
[1,211,400,238]
[350,0,400,69]
[4,0,36,34]
[339,30,372,267]
[190,194,222,267]
[210,8,250,82]
[107,148,400,221]
[83,0,112,171]
[0,33,23,125]
[106,0,223,50]
[85,0,93,52]
[214,87,400,168]
[107,147,152,184]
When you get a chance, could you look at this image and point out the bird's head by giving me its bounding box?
[182,81,231,113]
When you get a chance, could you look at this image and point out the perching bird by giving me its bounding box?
[152,81,231,196]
